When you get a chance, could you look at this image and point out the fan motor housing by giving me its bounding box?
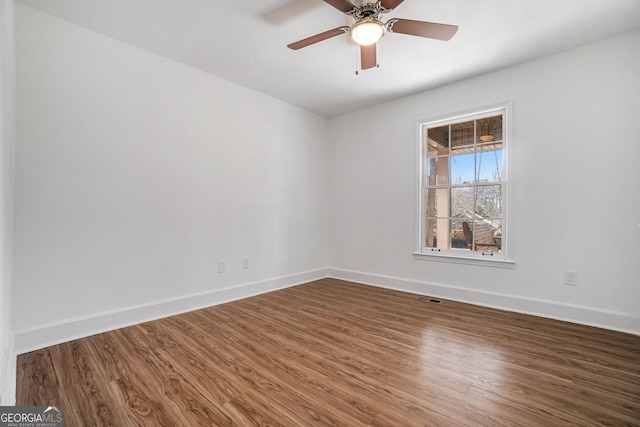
[352,3,384,22]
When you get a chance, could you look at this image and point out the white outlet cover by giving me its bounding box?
[564,270,577,286]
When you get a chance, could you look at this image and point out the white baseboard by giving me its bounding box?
[13,268,329,355]
[328,268,640,336]
[10,266,639,373]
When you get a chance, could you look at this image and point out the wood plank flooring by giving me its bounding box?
[16,278,640,426]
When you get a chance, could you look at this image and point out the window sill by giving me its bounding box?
[412,252,515,268]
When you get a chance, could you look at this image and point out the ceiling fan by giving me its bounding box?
[287,0,458,71]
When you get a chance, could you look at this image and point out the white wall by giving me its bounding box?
[13,5,329,351]
[0,0,15,405]
[329,29,640,334]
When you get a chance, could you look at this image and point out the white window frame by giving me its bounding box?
[413,101,515,267]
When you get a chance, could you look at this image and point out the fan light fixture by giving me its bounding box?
[350,19,385,46]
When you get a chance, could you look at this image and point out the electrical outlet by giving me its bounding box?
[243,257,250,269]
[564,270,577,286]
[218,260,225,273]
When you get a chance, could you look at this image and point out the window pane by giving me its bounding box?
[476,146,503,183]
[476,115,503,183]
[451,153,475,184]
[436,218,449,249]
[426,125,450,186]
[425,188,450,218]
[469,219,502,253]
[424,217,449,250]
[451,120,474,151]
[477,115,503,143]
[424,217,437,248]
[425,155,449,186]
[450,218,469,249]
[451,187,475,218]
[490,219,502,251]
[475,185,502,219]
[427,125,449,151]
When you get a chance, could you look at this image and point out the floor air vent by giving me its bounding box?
[417,296,442,304]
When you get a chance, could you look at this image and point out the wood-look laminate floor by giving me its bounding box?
[16,278,640,426]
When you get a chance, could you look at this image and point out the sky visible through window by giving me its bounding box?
[451,150,503,184]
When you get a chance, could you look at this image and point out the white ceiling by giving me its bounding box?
[15,0,640,117]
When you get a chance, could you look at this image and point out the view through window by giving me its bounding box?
[420,109,506,258]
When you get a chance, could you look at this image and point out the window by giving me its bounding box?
[415,104,512,264]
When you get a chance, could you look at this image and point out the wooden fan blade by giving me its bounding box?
[361,44,377,70]
[387,18,458,41]
[287,26,349,50]
[380,0,405,11]
[322,0,357,14]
